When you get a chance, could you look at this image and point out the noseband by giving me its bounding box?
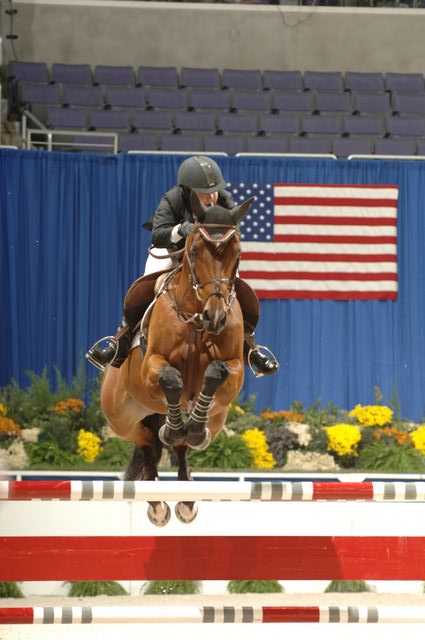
[186,223,239,311]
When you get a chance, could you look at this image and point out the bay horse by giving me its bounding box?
[100,193,254,525]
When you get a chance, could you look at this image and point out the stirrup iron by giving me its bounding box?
[85,336,119,372]
[247,344,279,379]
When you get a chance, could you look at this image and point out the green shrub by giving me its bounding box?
[188,431,253,469]
[93,438,134,469]
[67,581,128,597]
[143,581,200,595]
[0,582,24,598]
[26,441,80,468]
[227,580,283,594]
[325,580,374,593]
[357,442,425,472]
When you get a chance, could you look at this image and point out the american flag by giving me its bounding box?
[229,183,399,300]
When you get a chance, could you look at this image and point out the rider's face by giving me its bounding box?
[196,191,219,207]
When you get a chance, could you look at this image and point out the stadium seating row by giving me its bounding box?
[9,60,425,94]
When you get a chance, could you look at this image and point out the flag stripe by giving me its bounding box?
[240,272,398,282]
[275,197,399,207]
[231,183,399,300]
[275,235,397,244]
[275,216,397,226]
[241,253,397,263]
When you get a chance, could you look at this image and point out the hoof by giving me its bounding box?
[159,424,186,447]
[147,501,171,527]
[187,427,211,451]
[175,501,198,524]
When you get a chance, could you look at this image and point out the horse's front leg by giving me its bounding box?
[156,364,187,447]
[185,360,229,450]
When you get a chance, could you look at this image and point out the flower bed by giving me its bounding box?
[1,370,425,473]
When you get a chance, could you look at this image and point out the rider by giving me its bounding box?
[86,156,279,377]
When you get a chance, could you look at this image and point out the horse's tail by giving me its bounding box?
[124,413,165,481]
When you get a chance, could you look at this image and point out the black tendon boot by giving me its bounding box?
[86,324,134,371]
[244,331,279,378]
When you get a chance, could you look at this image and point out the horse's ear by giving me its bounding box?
[190,190,206,222]
[231,197,255,225]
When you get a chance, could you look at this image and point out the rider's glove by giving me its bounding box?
[178,221,195,238]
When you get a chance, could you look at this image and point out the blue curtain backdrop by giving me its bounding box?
[1,149,425,420]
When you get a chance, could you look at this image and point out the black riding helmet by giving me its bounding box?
[177,156,226,194]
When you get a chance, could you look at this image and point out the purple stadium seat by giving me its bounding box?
[304,71,344,92]
[263,70,303,91]
[90,109,131,131]
[63,86,104,108]
[204,134,247,155]
[8,61,49,84]
[288,136,332,154]
[314,91,352,114]
[344,72,385,93]
[180,67,221,89]
[258,113,300,136]
[52,63,93,86]
[20,83,61,106]
[386,115,425,138]
[391,92,425,116]
[343,115,386,137]
[189,88,230,111]
[245,136,287,154]
[231,89,272,113]
[47,107,87,129]
[105,87,146,109]
[332,137,374,158]
[222,69,263,91]
[118,133,158,152]
[385,73,425,94]
[352,92,392,115]
[272,90,314,113]
[146,87,189,110]
[137,66,179,88]
[301,114,342,136]
[94,65,135,86]
[217,113,258,134]
[160,134,204,152]
[131,110,175,132]
[174,111,216,134]
[374,138,417,156]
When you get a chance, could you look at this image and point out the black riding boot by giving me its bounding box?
[86,323,134,371]
[244,331,279,378]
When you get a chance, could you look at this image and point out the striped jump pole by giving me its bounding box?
[2,479,425,502]
[2,605,425,625]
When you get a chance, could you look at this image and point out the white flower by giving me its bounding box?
[20,428,41,443]
[282,451,340,472]
[286,422,312,447]
[0,441,29,470]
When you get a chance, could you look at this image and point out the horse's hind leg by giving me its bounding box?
[185,360,229,450]
[157,365,187,447]
[173,445,198,524]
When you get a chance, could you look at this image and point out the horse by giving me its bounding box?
[100,193,254,525]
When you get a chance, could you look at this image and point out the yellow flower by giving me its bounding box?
[53,398,85,415]
[77,429,102,463]
[241,428,276,469]
[410,426,425,455]
[349,404,393,427]
[0,403,7,416]
[325,424,361,458]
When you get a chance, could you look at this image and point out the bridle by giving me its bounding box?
[185,222,240,312]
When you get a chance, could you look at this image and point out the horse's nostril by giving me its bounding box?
[219,310,227,327]
[202,309,210,322]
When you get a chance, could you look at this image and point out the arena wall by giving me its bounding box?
[2,1,425,74]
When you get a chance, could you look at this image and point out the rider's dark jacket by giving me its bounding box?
[151,186,235,250]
